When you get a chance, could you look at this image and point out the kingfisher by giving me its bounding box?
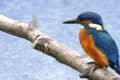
[63,12,120,74]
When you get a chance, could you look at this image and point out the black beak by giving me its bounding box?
[63,18,79,24]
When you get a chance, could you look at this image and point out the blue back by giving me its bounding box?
[87,27,119,68]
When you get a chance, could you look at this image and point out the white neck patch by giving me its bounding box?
[88,23,103,31]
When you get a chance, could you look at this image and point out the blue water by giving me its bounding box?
[0,0,120,80]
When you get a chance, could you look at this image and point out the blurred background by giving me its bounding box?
[0,0,120,80]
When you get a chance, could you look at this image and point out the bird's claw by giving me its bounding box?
[87,61,103,71]
[80,61,107,79]
[87,61,96,65]
[87,61,107,71]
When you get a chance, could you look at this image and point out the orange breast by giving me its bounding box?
[79,28,109,66]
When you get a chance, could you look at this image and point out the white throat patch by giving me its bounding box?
[88,23,103,31]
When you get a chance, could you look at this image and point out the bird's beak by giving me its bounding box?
[63,18,79,24]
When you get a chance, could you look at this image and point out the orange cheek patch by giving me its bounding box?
[83,19,91,24]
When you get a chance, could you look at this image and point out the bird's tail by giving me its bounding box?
[111,55,120,74]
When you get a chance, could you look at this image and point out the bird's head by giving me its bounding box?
[63,12,104,31]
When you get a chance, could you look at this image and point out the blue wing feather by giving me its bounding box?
[88,29,119,68]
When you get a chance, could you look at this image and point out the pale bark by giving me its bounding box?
[0,15,119,80]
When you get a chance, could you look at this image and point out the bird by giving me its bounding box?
[63,12,120,74]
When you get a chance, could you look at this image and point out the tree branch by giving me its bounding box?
[0,15,119,80]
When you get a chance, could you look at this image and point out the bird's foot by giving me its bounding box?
[79,61,107,78]
[87,61,107,71]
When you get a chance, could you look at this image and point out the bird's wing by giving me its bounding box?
[92,31,119,66]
